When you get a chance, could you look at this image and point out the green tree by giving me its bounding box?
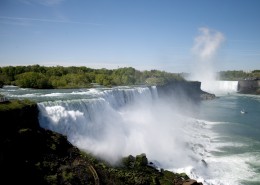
[0,65,186,88]
[15,72,52,89]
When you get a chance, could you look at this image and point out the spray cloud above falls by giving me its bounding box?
[189,27,225,92]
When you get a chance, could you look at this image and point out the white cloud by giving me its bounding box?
[188,27,226,88]
[20,0,64,6]
[0,16,101,26]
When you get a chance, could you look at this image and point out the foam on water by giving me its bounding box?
[42,93,68,97]
[181,118,260,185]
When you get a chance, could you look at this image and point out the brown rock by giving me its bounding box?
[183,179,203,185]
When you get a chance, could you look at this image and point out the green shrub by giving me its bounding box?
[0,99,35,111]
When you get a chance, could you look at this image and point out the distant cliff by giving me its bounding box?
[156,81,216,101]
[238,79,260,94]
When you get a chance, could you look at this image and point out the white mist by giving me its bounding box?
[188,27,225,93]
[38,87,201,168]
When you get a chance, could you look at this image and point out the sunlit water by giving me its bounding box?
[1,83,259,185]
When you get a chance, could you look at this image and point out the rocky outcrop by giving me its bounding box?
[156,81,216,102]
[238,79,260,94]
[0,100,90,184]
[0,100,203,185]
[183,179,203,185]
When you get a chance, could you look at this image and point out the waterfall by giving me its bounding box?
[201,81,238,94]
[36,85,213,172]
[37,86,158,162]
[38,86,155,133]
[150,86,159,99]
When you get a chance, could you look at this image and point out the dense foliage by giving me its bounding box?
[0,99,35,111]
[218,70,260,80]
[0,65,184,89]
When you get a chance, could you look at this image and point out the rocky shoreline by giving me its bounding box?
[0,100,203,185]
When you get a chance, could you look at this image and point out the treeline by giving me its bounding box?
[218,70,260,81]
[0,65,184,89]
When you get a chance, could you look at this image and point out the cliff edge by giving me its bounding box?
[156,81,216,101]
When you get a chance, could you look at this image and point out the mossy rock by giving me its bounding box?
[122,155,135,168]
[135,153,148,167]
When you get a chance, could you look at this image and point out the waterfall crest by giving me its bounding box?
[38,86,155,131]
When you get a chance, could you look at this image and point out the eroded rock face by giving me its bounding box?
[200,92,216,100]
[157,81,216,102]
[183,179,203,185]
[238,79,260,94]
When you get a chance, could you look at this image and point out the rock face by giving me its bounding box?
[0,100,204,185]
[157,81,216,102]
[183,179,203,185]
[238,79,260,94]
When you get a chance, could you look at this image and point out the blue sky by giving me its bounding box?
[0,0,259,73]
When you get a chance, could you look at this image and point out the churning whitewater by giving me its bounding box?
[1,82,259,185]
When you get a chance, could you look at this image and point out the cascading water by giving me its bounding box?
[36,86,200,167]
[37,86,162,163]
[36,86,212,181]
[201,81,238,95]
